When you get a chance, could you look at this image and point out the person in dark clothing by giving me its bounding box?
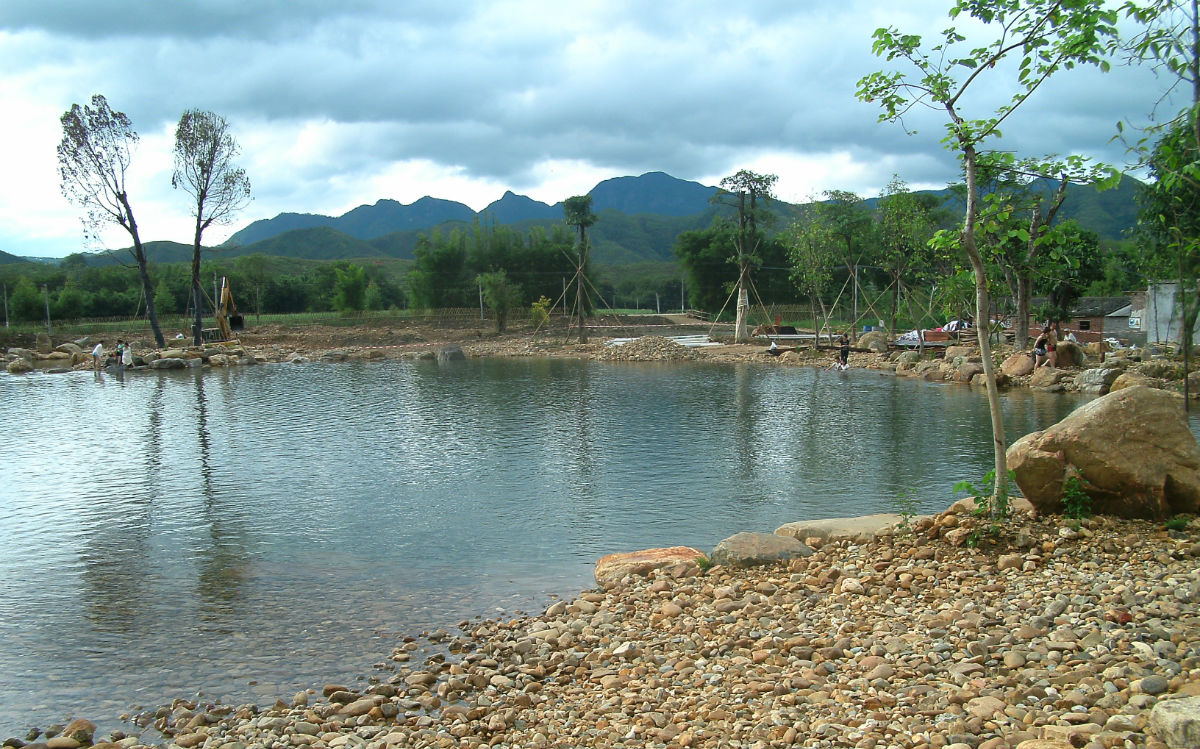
[837,333,850,370]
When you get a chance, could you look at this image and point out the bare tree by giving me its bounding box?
[58,94,166,347]
[173,109,252,345]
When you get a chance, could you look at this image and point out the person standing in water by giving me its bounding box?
[838,332,850,370]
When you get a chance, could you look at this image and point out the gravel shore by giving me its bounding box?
[17,513,1198,749]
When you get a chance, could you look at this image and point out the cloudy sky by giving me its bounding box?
[0,0,1175,258]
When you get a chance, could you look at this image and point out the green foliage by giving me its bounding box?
[1165,515,1190,532]
[477,269,522,333]
[332,264,368,312]
[9,278,43,322]
[530,295,552,327]
[891,488,922,535]
[1061,476,1093,519]
[954,468,1016,525]
[695,555,713,572]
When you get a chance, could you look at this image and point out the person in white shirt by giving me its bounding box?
[122,340,133,367]
[91,342,104,372]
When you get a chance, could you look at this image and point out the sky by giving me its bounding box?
[0,0,1180,259]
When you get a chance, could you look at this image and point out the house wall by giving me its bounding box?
[1139,283,1200,345]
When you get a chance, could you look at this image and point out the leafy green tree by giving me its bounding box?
[877,177,938,340]
[674,221,739,312]
[407,231,471,310]
[234,253,269,321]
[817,190,874,334]
[155,278,178,315]
[363,281,386,311]
[332,263,368,312]
[478,269,523,333]
[858,0,1118,509]
[57,94,165,346]
[714,170,778,340]
[1032,220,1104,325]
[1138,116,1200,395]
[54,282,87,320]
[173,109,252,345]
[785,208,839,347]
[9,278,42,322]
[563,195,598,342]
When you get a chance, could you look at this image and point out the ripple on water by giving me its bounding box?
[0,360,1104,736]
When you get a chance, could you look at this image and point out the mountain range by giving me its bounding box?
[60,170,1145,268]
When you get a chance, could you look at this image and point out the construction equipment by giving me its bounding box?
[202,277,245,343]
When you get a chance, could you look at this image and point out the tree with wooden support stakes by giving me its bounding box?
[563,195,597,343]
[713,170,778,342]
[57,94,166,348]
[173,109,251,346]
[857,0,1119,514]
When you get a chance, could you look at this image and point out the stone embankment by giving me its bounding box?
[10,512,1198,749]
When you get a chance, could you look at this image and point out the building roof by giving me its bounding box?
[1030,296,1132,317]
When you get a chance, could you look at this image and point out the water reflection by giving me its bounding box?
[0,360,1118,736]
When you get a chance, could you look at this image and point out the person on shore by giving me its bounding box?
[122,340,133,367]
[766,340,781,357]
[838,332,850,370]
[1033,328,1047,368]
[91,341,104,372]
[1045,327,1058,367]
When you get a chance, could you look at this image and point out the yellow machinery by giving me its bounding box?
[202,277,245,343]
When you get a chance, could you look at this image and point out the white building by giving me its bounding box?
[1129,282,1200,345]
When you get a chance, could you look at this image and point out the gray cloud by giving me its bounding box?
[0,0,1176,255]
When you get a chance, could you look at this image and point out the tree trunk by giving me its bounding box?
[119,193,165,348]
[963,144,1009,512]
[1015,271,1033,350]
[192,221,204,347]
[576,226,588,344]
[734,263,750,342]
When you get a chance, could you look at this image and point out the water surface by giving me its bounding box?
[0,359,1093,735]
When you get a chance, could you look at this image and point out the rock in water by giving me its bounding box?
[437,345,466,363]
[1008,386,1200,518]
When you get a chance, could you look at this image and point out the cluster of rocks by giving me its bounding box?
[3,334,261,375]
[598,336,700,362]
[11,510,1196,749]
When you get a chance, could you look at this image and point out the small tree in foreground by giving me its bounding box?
[478,270,523,333]
[857,0,1118,513]
[563,195,597,343]
[58,94,166,347]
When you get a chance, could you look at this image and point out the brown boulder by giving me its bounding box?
[1001,352,1035,377]
[1029,366,1073,389]
[1111,372,1162,392]
[595,546,705,587]
[1055,340,1085,368]
[1007,386,1200,519]
[954,362,984,383]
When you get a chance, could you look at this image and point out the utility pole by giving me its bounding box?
[478,279,484,320]
[42,284,51,335]
[3,283,8,328]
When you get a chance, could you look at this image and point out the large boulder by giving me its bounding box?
[1029,366,1074,390]
[945,345,976,360]
[1001,352,1035,377]
[1111,371,1163,392]
[709,532,813,568]
[149,357,188,370]
[35,332,52,354]
[1055,340,1085,368]
[6,358,33,374]
[1074,367,1122,395]
[594,546,705,587]
[859,330,889,353]
[1148,695,1200,749]
[776,514,905,544]
[953,362,984,383]
[1007,386,1200,519]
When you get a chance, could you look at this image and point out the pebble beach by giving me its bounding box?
[15,511,1199,749]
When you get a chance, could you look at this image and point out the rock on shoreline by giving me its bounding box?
[13,514,1197,749]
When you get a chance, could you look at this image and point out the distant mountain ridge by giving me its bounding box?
[227,171,718,246]
[57,171,1142,268]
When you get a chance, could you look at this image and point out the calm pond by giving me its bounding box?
[0,358,1093,735]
